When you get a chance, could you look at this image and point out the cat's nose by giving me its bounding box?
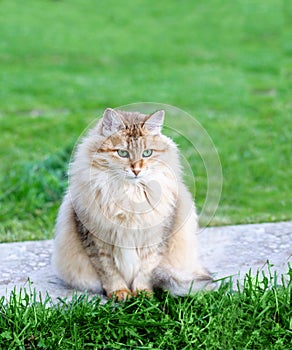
[132,169,141,177]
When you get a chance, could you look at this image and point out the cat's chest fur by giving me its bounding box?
[113,246,140,284]
[95,173,177,228]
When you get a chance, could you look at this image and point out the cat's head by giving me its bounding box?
[90,108,180,183]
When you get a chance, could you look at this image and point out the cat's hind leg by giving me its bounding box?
[152,187,212,296]
[52,193,102,293]
[152,229,212,296]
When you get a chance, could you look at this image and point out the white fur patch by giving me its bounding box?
[114,246,140,285]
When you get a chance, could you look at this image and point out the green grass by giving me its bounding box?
[1,266,291,349]
[0,0,292,242]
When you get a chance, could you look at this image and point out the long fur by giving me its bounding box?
[52,109,211,297]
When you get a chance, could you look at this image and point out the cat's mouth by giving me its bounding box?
[126,174,143,181]
[123,170,145,181]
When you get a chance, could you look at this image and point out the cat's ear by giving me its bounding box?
[102,108,125,137]
[144,110,165,134]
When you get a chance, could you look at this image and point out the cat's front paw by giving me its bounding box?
[108,289,132,301]
[132,288,153,298]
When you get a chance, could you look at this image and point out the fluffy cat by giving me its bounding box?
[52,108,211,300]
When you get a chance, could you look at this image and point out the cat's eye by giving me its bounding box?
[117,149,130,158]
[142,149,153,158]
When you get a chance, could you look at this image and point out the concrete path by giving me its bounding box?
[0,221,291,302]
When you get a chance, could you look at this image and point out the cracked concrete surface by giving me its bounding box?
[0,221,291,302]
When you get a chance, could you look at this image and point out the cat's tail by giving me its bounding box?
[152,264,213,296]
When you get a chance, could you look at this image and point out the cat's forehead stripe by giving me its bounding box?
[97,135,167,153]
[123,124,147,138]
[97,124,168,154]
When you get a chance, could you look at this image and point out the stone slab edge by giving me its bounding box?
[1,221,291,303]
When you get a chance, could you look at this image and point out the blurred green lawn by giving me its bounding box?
[0,0,291,242]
